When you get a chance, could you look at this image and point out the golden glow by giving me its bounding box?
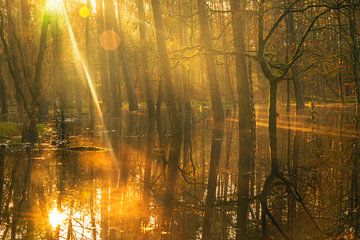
[46,0,64,13]
[49,208,67,229]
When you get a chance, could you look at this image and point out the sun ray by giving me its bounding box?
[59,3,119,168]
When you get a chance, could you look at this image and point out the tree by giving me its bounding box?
[151,0,184,229]
[116,0,138,112]
[230,0,256,238]
[104,0,122,117]
[197,0,224,121]
[197,1,225,237]
[136,0,155,116]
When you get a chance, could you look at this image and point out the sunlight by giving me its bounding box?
[49,208,67,229]
[46,0,64,14]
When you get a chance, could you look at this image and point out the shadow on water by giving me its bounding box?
[0,104,358,239]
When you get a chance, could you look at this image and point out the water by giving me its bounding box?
[0,103,357,239]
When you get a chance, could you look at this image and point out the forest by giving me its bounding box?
[0,0,359,239]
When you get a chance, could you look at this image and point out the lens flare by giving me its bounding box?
[49,208,67,228]
[79,5,91,18]
[100,30,121,51]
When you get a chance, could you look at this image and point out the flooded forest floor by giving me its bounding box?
[0,102,358,240]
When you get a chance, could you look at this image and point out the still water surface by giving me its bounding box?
[0,103,356,239]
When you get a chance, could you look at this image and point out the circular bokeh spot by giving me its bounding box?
[79,5,91,18]
[100,30,121,51]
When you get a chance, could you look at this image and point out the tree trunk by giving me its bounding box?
[23,148,34,239]
[220,0,235,107]
[337,10,345,104]
[120,113,137,186]
[269,80,279,172]
[76,79,83,114]
[349,2,360,234]
[104,0,121,117]
[178,0,192,168]
[20,0,30,30]
[117,0,139,111]
[202,120,224,240]
[85,0,95,131]
[197,0,224,121]
[288,116,301,238]
[231,0,255,238]
[96,0,111,114]
[0,73,8,115]
[0,145,4,216]
[151,0,184,231]
[52,14,68,111]
[286,10,305,111]
[136,0,155,116]
[151,0,180,121]
[19,6,50,141]
[34,10,50,122]
[3,1,27,122]
[142,114,155,228]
